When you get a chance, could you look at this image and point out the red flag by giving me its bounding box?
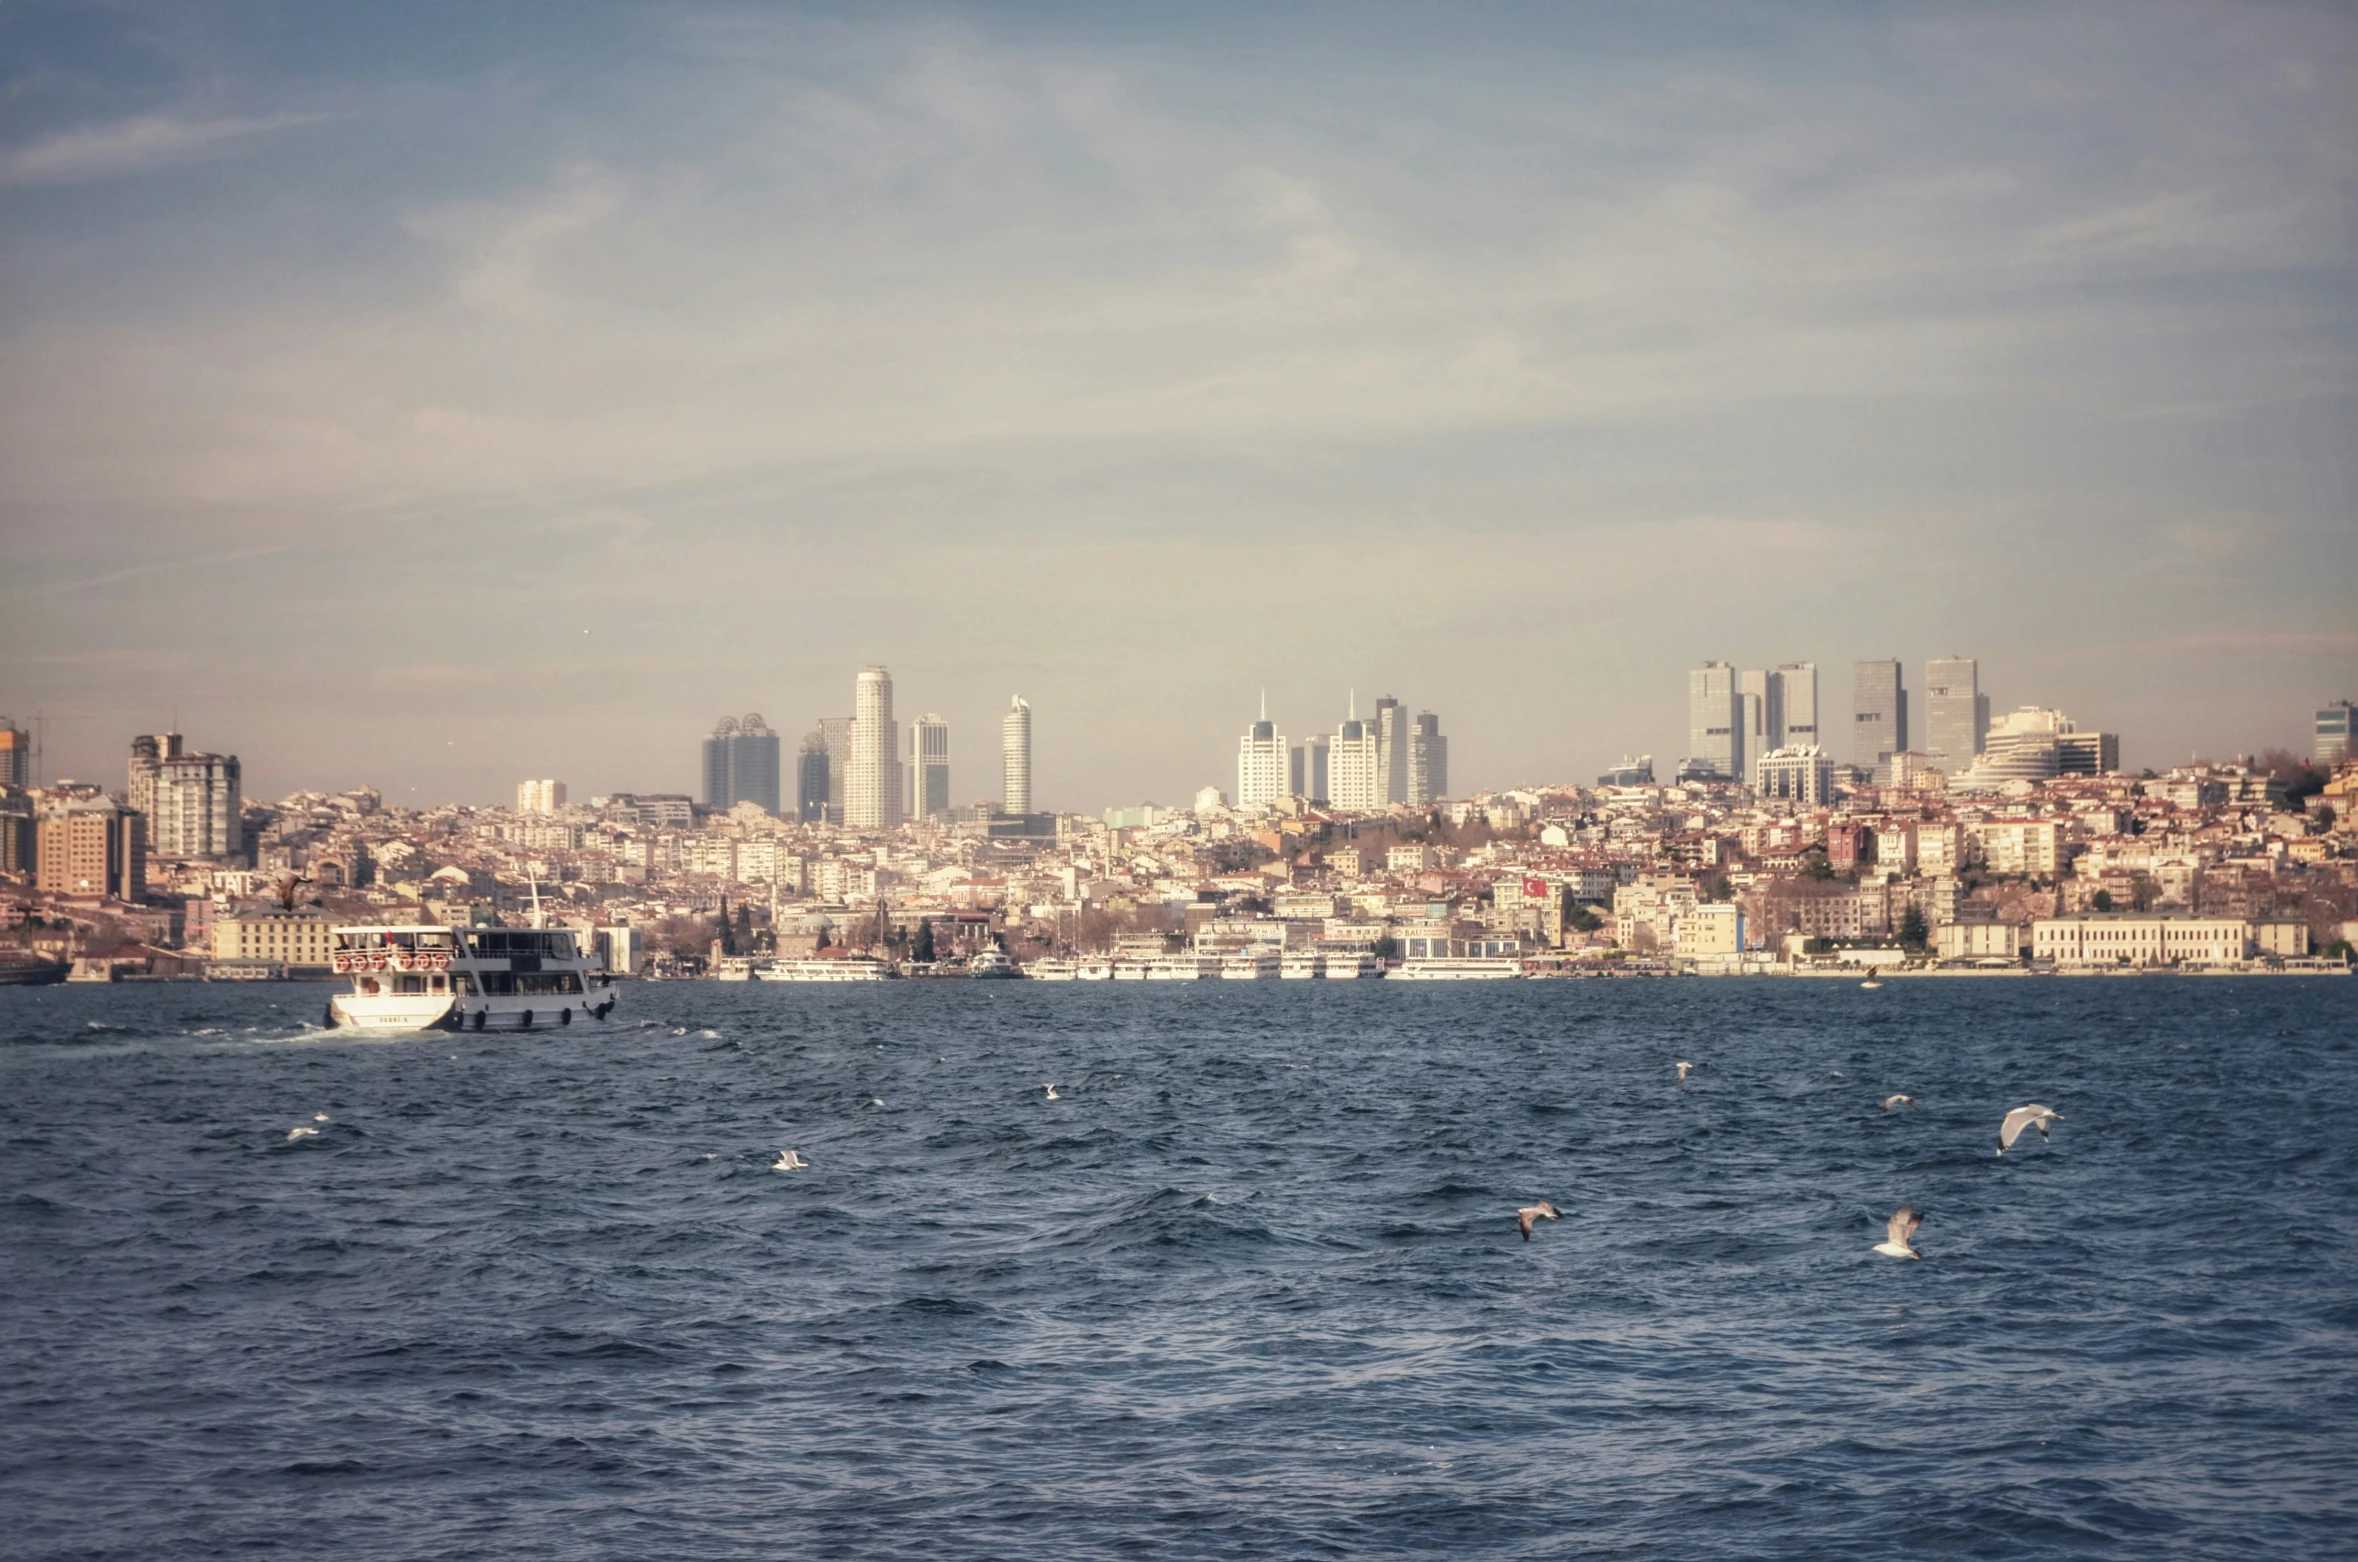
[1524,877,1547,898]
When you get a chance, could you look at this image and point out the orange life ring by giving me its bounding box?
[369,954,387,972]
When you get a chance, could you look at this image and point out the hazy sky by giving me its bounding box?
[4,1,2353,811]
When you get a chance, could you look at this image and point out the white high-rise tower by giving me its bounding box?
[1329,692,1383,811]
[846,666,901,830]
[1001,696,1032,814]
[1237,692,1288,808]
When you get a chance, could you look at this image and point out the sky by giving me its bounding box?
[3,0,2353,812]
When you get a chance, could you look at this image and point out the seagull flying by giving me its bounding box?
[1675,1061,1694,1080]
[1882,1094,1917,1112]
[1044,1083,1061,1100]
[286,1126,318,1141]
[313,1112,331,1123]
[1517,1202,1561,1242]
[772,1150,809,1171]
[1998,1105,2062,1154]
[1872,1204,1923,1260]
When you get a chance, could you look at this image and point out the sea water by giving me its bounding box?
[3,978,2352,1558]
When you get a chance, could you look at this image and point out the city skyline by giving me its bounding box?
[3,3,2353,804]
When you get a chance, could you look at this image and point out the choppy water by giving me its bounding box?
[3,978,2353,1559]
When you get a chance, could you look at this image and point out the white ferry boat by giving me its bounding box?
[970,948,1022,979]
[1387,957,1525,981]
[1147,954,1223,980]
[1322,951,1380,979]
[326,925,618,1032]
[1221,949,1282,979]
[1027,957,1081,981]
[1280,950,1326,979]
[765,957,893,982]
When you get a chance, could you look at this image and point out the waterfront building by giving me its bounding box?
[1776,663,1819,748]
[0,720,26,788]
[35,802,144,900]
[1237,695,1288,809]
[2032,915,2250,966]
[1328,697,1383,811]
[1002,696,1031,814]
[1753,745,1832,805]
[1852,660,1907,777]
[846,668,901,830]
[1687,662,1741,781]
[1409,711,1447,804]
[516,779,567,815]
[1923,657,1988,775]
[796,731,831,823]
[212,910,333,971]
[909,714,950,821]
[2319,700,2355,766]
[128,732,241,860]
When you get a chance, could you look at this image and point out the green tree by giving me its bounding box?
[734,901,753,946]
[717,896,736,956]
[1899,904,1928,950]
[913,918,936,963]
[2091,889,2114,912]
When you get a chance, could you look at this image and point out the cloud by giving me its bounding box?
[0,112,320,186]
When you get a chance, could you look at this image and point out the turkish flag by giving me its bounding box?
[1523,877,1547,898]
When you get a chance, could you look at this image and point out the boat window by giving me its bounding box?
[395,975,426,995]
[452,974,474,996]
[429,974,446,993]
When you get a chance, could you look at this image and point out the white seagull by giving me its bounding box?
[1998,1105,2062,1154]
[1517,1202,1561,1242]
[1873,1204,1923,1260]
[1675,1061,1694,1081]
[286,1126,318,1141]
[1882,1094,1917,1112]
[772,1150,809,1171]
[313,1112,331,1123]
[1044,1083,1061,1100]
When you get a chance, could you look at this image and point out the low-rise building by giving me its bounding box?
[213,910,336,971]
[2032,915,2249,966]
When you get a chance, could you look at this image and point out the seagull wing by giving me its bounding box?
[1518,1208,1536,1241]
[1999,1107,2035,1151]
[1887,1205,1920,1247]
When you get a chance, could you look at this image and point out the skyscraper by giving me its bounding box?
[701,717,737,809]
[0,720,26,789]
[700,715,780,813]
[910,714,950,820]
[845,667,901,830]
[1295,734,1330,803]
[1737,668,1782,777]
[128,732,241,860]
[1687,663,1741,781]
[1329,695,1382,810]
[1775,662,1819,748]
[36,802,144,901]
[796,731,831,822]
[819,717,852,819]
[1002,696,1032,814]
[1374,696,1409,804]
[1408,711,1447,804]
[516,779,567,814]
[1237,694,1288,808]
[2318,700,2355,765]
[1923,658,1986,775]
[1852,660,1907,775]
[731,715,781,815]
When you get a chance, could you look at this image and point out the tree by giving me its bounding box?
[734,901,753,946]
[717,896,736,956]
[913,918,936,962]
[1565,903,1603,934]
[1899,905,1928,950]
[2092,889,2114,912]
[814,924,830,951]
